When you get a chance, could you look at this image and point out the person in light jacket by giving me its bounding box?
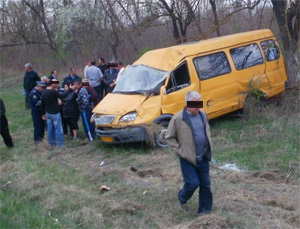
[165,91,213,216]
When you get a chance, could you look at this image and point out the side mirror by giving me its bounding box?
[160,85,167,95]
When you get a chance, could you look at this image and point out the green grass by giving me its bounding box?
[0,73,299,228]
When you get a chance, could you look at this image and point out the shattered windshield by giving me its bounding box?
[113,65,169,94]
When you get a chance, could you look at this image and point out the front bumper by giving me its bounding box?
[95,126,147,144]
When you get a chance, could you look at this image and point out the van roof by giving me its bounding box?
[133,29,274,71]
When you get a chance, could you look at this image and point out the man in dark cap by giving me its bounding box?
[0,98,14,148]
[23,63,40,109]
[29,81,46,144]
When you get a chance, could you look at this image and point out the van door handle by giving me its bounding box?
[207,100,212,108]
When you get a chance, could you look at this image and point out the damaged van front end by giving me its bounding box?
[91,64,168,145]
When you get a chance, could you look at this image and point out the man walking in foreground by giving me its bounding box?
[165,91,213,216]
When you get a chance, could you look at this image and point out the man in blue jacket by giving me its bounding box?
[29,81,46,144]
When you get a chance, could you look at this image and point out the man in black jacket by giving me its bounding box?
[23,63,40,109]
[103,65,119,95]
[41,81,73,147]
[62,83,80,140]
[62,67,81,87]
[0,98,14,148]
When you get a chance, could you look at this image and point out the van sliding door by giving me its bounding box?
[230,43,268,103]
[193,51,239,118]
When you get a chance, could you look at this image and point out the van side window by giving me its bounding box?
[230,43,264,70]
[166,62,190,93]
[193,52,231,80]
[260,40,280,61]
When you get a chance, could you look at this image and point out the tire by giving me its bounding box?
[155,121,169,148]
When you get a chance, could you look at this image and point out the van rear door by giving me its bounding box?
[260,39,287,96]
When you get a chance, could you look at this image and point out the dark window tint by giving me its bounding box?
[261,40,280,61]
[193,52,231,80]
[166,62,190,93]
[230,44,264,70]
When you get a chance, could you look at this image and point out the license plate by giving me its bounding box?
[101,136,113,142]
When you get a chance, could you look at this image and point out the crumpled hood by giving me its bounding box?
[92,93,147,115]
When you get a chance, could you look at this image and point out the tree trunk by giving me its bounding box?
[271,0,300,83]
[209,0,221,37]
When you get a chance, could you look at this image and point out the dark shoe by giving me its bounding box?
[180,202,190,211]
[198,210,211,216]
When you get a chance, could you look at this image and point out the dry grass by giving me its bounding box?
[1,79,299,228]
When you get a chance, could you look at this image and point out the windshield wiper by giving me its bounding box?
[113,90,146,95]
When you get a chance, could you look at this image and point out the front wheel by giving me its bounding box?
[155,121,169,148]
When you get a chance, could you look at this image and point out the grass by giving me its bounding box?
[0,73,299,228]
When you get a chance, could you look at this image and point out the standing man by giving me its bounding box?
[98,57,108,75]
[165,91,213,216]
[23,63,40,109]
[73,78,95,141]
[85,60,103,102]
[103,63,119,95]
[48,70,58,80]
[62,67,81,87]
[84,60,91,78]
[0,98,14,148]
[29,81,46,144]
[41,81,71,147]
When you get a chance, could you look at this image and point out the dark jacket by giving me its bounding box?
[98,64,108,75]
[0,98,5,116]
[62,91,80,118]
[29,88,43,111]
[42,89,70,115]
[62,74,81,87]
[86,86,98,106]
[103,69,119,93]
[23,70,40,91]
[165,108,213,166]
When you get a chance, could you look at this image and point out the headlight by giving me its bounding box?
[90,113,98,123]
[119,112,137,122]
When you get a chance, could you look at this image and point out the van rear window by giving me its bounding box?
[230,43,264,70]
[193,52,231,80]
[260,40,280,61]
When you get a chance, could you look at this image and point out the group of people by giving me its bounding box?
[16,61,214,217]
[23,58,124,147]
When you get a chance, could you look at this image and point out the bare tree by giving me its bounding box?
[271,0,299,83]
[22,0,56,51]
[209,0,221,36]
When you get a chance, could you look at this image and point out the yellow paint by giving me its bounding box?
[93,29,287,128]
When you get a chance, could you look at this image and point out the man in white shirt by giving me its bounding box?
[84,60,91,78]
[85,60,103,101]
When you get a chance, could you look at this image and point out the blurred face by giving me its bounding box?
[71,68,77,75]
[99,59,104,65]
[51,79,59,90]
[186,99,201,115]
[36,85,44,92]
[74,82,81,90]
[88,60,91,66]
[53,71,57,76]
[25,66,31,72]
